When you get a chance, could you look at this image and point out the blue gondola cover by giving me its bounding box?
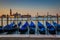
[29,21,36,34]
[46,22,55,29]
[38,21,44,28]
[53,22,60,27]
[4,22,16,31]
[46,22,56,34]
[53,22,60,31]
[29,21,35,28]
[38,21,45,34]
[20,21,29,30]
[19,21,29,34]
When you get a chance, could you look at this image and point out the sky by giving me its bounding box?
[0,0,60,16]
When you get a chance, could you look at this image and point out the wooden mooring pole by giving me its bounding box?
[56,13,59,24]
[1,17,3,27]
[7,14,9,25]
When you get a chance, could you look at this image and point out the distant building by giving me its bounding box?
[9,9,21,18]
[51,15,57,17]
[21,15,31,18]
[10,9,12,16]
[13,12,21,18]
[46,15,57,18]
[47,15,52,17]
[37,16,44,17]
[1,14,7,18]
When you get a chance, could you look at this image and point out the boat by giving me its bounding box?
[46,22,56,34]
[29,21,36,34]
[3,22,17,33]
[0,26,4,33]
[19,21,29,34]
[53,22,60,31]
[38,21,45,34]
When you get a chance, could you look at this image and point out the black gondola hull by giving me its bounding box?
[48,29,56,34]
[4,28,17,32]
[0,29,4,33]
[49,30,56,34]
[56,27,60,31]
[46,22,56,34]
[19,28,28,34]
[39,30,45,34]
[4,25,17,33]
[29,28,35,34]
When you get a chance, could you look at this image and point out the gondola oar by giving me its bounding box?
[19,21,29,34]
[38,21,45,34]
[46,22,56,34]
[29,21,36,34]
[53,22,60,31]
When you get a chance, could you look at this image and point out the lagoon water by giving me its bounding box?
[0,17,60,26]
[0,17,60,35]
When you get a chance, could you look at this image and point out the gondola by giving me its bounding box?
[0,26,4,33]
[19,21,29,34]
[29,21,36,34]
[53,22,60,31]
[3,22,17,33]
[38,21,45,34]
[46,22,56,34]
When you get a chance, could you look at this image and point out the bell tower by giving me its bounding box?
[10,9,12,16]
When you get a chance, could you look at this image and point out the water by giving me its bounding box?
[0,17,59,26]
[0,17,60,35]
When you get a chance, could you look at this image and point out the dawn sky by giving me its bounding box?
[0,0,60,16]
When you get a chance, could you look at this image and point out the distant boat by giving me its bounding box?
[3,22,17,33]
[19,21,29,34]
[29,21,36,34]
[53,22,60,31]
[38,21,45,34]
[46,22,56,34]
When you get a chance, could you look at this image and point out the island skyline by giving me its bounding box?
[0,0,60,16]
